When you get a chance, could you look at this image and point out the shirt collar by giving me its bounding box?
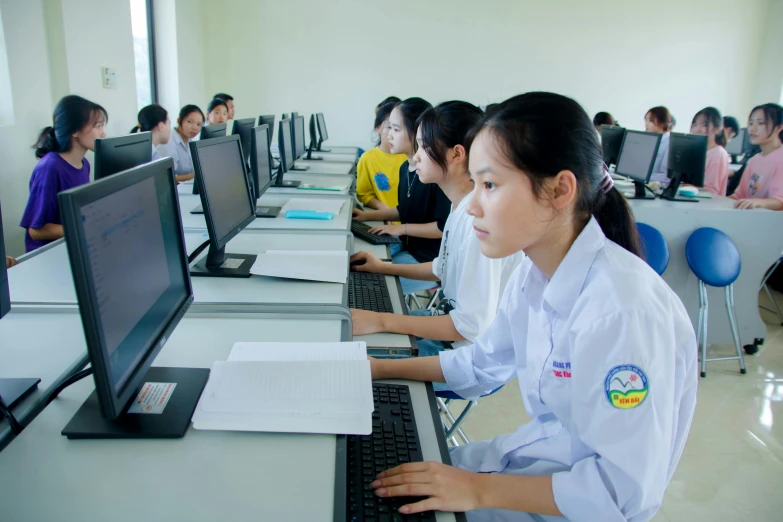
[522,217,606,317]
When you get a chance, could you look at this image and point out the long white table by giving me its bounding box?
[628,196,783,348]
[0,308,459,521]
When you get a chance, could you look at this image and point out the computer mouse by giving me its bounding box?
[350,258,366,268]
[678,186,699,198]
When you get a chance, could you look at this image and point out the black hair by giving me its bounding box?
[485,103,499,115]
[417,101,483,173]
[692,107,726,146]
[373,102,396,146]
[178,104,204,125]
[393,97,432,152]
[749,103,783,142]
[131,104,168,133]
[469,92,641,257]
[593,111,615,127]
[207,98,228,114]
[213,93,234,102]
[377,96,401,109]
[33,95,108,159]
[723,116,740,137]
[646,106,673,132]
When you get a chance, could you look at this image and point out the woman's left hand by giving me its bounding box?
[369,224,404,236]
[734,198,762,210]
[350,309,386,335]
[372,462,484,514]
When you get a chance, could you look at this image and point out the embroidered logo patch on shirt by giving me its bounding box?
[604,365,649,409]
[552,360,571,378]
[374,172,391,192]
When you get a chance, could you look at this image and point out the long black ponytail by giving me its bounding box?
[33,95,108,159]
[469,92,641,257]
[131,104,168,133]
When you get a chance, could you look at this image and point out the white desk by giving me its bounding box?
[301,151,358,163]
[178,193,353,233]
[319,145,359,155]
[265,173,354,197]
[291,159,355,176]
[0,308,88,449]
[0,309,457,522]
[629,196,783,347]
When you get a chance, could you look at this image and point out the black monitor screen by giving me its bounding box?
[0,200,9,320]
[669,133,707,186]
[200,123,227,140]
[615,131,661,183]
[279,119,294,171]
[251,125,272,199]
[317,113,329,141]
[195,138,255,244]
[232,118,255,163]
[94,133,153,180]
[600,125,626,167]
[258,115,275,146]
[725,128,747,156]
[293,116,306,159]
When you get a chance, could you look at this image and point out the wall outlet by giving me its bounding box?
[101,66,117,89]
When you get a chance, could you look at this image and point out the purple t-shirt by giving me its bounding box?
[20,152,90,252]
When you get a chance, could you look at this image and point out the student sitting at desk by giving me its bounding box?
[351,101,522,359]
[352,98,451,296]
[131,104,171,162]
[592,111,616,134]
[205,98,229,126]
[20,95,107,252]
[731,103,783,210]
[168,104,204,182]
[356,101,407,210]
[723,115,740,145]
[213,92,235,119]
[691,107,730,196]
[645,105,673,184]
[367,92,697,521]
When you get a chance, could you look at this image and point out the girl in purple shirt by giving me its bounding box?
[20,95,107,252]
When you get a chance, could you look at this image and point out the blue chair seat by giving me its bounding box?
[685,227,741,287]
[637,222,669,275]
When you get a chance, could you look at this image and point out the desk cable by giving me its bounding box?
[44,367,94,406]
[0,394,23,434]
[188,240,210,264]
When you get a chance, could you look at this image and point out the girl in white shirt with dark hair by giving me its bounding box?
[350,101,522,357]
[367,92,697,521]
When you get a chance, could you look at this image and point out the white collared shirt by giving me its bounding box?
[169,130,194,175]
[432,193,523,349]
[440,217,697,521]
[650,131,671,183]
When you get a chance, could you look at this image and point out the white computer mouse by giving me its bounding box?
[678,186,699,198]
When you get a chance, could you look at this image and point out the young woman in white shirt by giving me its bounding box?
[351,101,522,356]
[367,92,698,521]
[168,105,204,183]
[646,105,674,184]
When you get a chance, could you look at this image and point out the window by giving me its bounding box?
[130,0,157,112]
[0,8,15,125]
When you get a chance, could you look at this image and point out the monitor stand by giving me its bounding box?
[255,205,281,218]
[305,148,324,161]
[290,163,310,171]
[190,245,256,278]
[0,377,41,409]
[316,141,331,153]
[660,171,698,203]
[61,367,209,440]
[273,166,301,188]
[624,180,656,200]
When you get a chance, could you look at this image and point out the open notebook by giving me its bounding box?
[192,342,373,435]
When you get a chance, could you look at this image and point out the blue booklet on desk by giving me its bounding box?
[285,210,335,220]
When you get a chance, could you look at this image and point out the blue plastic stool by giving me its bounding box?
[685,228,746,378]
[435,386,502,446]
[637,222,670,275]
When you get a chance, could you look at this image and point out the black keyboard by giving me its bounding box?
[343,383,435,521]
[349,272,394,313]
[352,222,402,245]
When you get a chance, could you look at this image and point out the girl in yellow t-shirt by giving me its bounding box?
[356,101,408,209]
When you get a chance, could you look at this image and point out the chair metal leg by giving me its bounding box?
[436,397,471,446]
[761,284,783,325]
[445,401,476,441]
[759,258,782,290]
[726,284,747,374]
[699,280,708,378]
[425,290,441,310]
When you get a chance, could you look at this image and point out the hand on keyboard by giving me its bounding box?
[352,208,369,221]
[350,308,386,335]
[369,223,404,237]
[350,251,384,273]
[373,461,484,515]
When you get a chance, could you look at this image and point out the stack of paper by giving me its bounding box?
[192,342,373,435]
[280,198,346,215]
[249,250,348,283]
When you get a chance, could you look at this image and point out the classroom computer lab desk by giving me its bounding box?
[176,175,356,198]
[0,308,459,521]
[628,196,783,348]
[303,151,360,163]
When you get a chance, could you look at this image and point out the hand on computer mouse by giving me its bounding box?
[350,251,383,273]
[352,208,367,221]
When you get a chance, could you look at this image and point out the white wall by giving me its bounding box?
[197,0,772,149]
[754,0,783,106]
[153,0,181,114]
[175,0,206,108]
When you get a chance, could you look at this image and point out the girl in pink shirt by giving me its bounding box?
[691,107,730,196]
[732,103,783,210]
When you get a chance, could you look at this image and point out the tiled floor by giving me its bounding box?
[444,290,783,521]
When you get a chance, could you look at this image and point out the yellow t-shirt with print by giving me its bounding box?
[356,147,407,207]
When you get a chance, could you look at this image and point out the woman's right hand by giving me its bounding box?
[350,251,385,273]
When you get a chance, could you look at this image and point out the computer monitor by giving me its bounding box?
[288,115,309,172]
[316,113,330,152]
[274,118,300,188]
[258,114,275,146]
[190,135,258,277]
[231,118,256,164]
[249,125,281,218]
[614,130,662,199]
[725,127,749,156]
[0,203,8,322]
[600,125,626,169]
[58,158,208,439]
[661,133,708,202]
[291,111,299,119]
[200,123,227,140]
[305,114,323,161]
[94,133,153,180]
